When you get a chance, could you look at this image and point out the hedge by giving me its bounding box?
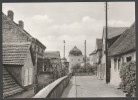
[119,61,136,97]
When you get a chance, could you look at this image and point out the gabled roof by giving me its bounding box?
[96,39,102,50]
[89,50,96,55]
[3,66,24,98]
[108,23,135,56]
[103,27,128,39]
[3,42,31,65]
[44,51,60,59]
[2,12,46,50]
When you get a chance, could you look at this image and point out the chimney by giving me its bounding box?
[18,20,24,29]
[7,10,14,20]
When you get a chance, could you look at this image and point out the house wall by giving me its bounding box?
[22,50,34,86]
[68,55,83,73]
[110,51,136,87]
[89,54,97,65]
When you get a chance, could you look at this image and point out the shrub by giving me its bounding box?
[119,61,136,97]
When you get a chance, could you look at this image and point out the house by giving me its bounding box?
[68,46,83,73]
[44,51,63,79]
[94,39,103,78]
[3,42,35,98]
[108,23,136,87]
[100,26,128,81]
[89,50,97,65]
[2,10,46,94]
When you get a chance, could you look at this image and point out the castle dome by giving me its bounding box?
[69,46,82,56]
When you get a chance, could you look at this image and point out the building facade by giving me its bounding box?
[109,23,136,87]
[68,46,83,73]
[100,26,128,81]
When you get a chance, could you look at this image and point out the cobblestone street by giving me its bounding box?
[61,76,125,97]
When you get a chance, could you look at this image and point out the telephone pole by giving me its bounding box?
[105,2,110,84]
[63,40,65,59]
[84,40,86,72]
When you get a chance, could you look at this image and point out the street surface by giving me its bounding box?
[61,75,125,97]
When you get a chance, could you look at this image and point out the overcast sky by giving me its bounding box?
[2,2,135,60]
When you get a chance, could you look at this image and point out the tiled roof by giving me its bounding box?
[3,42,31,65]
[89,50,96,55]
[96,39,102,50]
[108,23,135,56]
[44,51,60,59]
[103,27,128,39]
[3,66,24,98]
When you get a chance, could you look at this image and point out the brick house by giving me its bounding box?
[2,10,46,95]
[3,43,35,98]
[108,23,136,87]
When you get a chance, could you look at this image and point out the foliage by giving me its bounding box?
[71,63,97,74]
[119,61,136,97]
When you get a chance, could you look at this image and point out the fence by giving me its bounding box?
[33,73,72,98]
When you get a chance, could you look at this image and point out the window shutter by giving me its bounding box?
[24,68,29,86]
[28,68,33,85]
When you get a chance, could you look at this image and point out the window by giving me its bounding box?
[118,58,121,70]
[126,56,132,62]
[24,67,33,86]
[114,58,117,71]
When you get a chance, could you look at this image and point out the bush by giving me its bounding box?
[119,61,136,97]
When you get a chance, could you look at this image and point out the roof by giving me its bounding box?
[44,51,60,59]
[3,66,24,98]
[103,27,128,39]
[69,46,82,56]
[3,42,31,65]
[96,39,102,50]
[89,50,96,55]
[2,12,46,50]
[108,23,135,56]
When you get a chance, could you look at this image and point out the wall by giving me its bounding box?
[110,51,136,87]
[68,55,83,73]
[33,74,72,98]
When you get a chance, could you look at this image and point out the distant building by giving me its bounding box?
[100,26,128,80]
[108,23,136,87]
[61,57,69,75]
[89,50,97,65]
[3,43,35,98]
[68,46,83,73]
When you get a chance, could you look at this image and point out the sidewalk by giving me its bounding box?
[61,75,125,98]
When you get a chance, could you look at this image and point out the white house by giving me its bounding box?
[68,46,83,73]
[100,26,128,81]
[89,50,97,65]
[108,23,136,87]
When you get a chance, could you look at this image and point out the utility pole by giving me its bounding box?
[105,1,110,84]
[63,40,65,59]
[84,40,86,72]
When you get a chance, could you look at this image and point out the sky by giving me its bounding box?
[2,2,135,60]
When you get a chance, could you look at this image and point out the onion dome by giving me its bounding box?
[69,46,82,56]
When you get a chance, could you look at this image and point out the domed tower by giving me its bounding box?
[68,46,83,73]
